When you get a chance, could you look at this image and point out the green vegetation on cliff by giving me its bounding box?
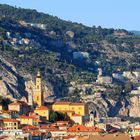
[0,4,140,98]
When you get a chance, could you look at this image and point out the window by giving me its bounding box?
[37,86,39,89]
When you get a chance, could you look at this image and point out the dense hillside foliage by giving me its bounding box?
[0,4,140,98]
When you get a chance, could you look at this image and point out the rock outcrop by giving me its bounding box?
[0,57,51,101]
[87,93,140,118]
[129,95,140,117]
[0,56,140,118]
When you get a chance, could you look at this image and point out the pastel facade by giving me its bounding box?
[71,114,83,125]
[34,70,43,107]
[34,105,49,120]
[52,102,88,124]
[8,101,29,115]
[1,118,20,130]
[70,103,86,116]
[50,130,67,137]
[17,115,38,126]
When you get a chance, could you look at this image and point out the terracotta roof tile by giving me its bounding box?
[53,102,85,106]
[22,125,38,130]
[68,125,103,132]
[19,115,36,119]
[9,102,21,106]
[72,114,83,117]
[60,110,75,113]
[134,135,140,140]
[9,100,28,106]
[0,110,19,113]
[36,105,48,110]
[40,125,50,129]
[53,102,71,105]
[2,118,20,122]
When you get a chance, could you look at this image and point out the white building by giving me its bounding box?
[96,76,112,84]
[96,68,112,84]
[73,52,89,59]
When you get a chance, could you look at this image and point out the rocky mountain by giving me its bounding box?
[0,4,140,118]
[131,31,140,36]
[0,56,51,102]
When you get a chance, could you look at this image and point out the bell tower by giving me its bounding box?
[34,69,43,107]
[89,112,95,126]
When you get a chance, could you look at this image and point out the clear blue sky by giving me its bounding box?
[1,0,140,30]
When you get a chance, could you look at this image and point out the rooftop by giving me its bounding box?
[22,125,38,130]
[0,110,19,114]
[2,118,20,122]
[9,100,28,106]
[72,114,83,117]
[53,102,85,106]
[68,125,103,132]
[53,102,71,105]
[85,134,131,140]
[134,135,140,140]
[19,115,36,119]
[35,105,48,110]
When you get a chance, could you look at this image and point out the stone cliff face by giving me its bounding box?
[0,56,140,117]
[88,94,140,118]
[0,57,51,102]
[129,95,140,117]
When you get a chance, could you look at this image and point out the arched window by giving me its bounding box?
[37,86,39,89]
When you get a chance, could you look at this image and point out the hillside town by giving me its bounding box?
[1,26,140,140]
[0,70,140,140]
[1,3,140,140]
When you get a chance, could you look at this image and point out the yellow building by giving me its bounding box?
[17,115,38,126]
[70,103,86,116]
[34,105,49,120]
[52,102,71,111]
[1,118,20,130]
[52,102,87,120]
[34,70,43,107]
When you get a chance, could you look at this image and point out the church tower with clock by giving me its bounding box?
[34,69,43,107]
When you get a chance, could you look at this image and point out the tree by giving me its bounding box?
[49,112,58,122]
[57,112,65,121]
[49,111,65,122]
[124,82,133,93]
